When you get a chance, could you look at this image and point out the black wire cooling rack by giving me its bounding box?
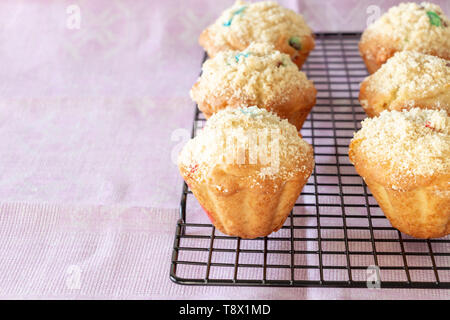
[170,33,450,289]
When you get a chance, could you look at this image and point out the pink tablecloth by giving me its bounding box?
[0,0,449,299]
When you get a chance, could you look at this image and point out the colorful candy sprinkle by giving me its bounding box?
[276,59,287,67]
[235,52,250,62]
[234,6,247,15]
[288,37,302,50]
[223,6,247,26]
[189,164,199,175]
[427,11,442,27]
[425,121,434,130]
[239,107,258,116]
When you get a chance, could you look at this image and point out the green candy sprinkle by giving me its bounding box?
[288,37,302,50]
[427,11,442,27]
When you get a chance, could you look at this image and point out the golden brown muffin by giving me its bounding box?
[359,51,450,117]
[359,2,450,74]
[190,43,317,130]
[199,1,314,69]
[349,108,450,239]
[178,106,314,239]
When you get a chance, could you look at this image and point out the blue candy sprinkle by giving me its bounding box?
[234,6,247,15]
[223,6,247,27]
[235,52,250,62]
[239,107,259,117]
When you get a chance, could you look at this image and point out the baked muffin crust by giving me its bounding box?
[349,108,449,238]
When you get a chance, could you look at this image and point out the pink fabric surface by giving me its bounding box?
[1,0,449,208]
[1,203,448,299]
[0,0,449,299]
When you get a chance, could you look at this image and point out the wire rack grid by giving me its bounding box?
[170,33,450,289]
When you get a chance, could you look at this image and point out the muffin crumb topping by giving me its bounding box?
[191,42,313,105]
[362,2,450,57]
[207,1,312,49]
[365,51,450,100]
[351,108,449,188]
[178,107,313,186]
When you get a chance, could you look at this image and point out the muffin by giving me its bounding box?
[359,51,450,117]
[349,108,449,239]
[178,106,314,239]
[199,1,314,69]
[359,2,450,74]
[190,42,317,130]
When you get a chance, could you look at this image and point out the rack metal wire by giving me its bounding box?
[170,33,450,289]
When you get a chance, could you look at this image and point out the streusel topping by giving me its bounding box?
[362,2,450,57]
[206,1,312,50]
[178,107,313,185]
[191,42,313,105]
[365,51,450,99]
[351,108,449,189]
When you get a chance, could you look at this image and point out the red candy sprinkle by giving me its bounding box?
[425,121,434,129]
[189,164,199,174]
